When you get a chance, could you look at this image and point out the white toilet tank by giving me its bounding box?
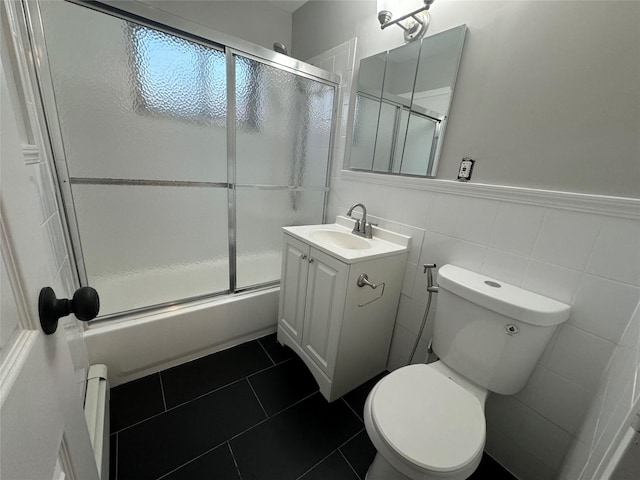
[433,265,570,395]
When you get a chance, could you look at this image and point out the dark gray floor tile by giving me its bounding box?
[161,443,240,480]
[110,373,165,432]
[298,452,359,480]
[109,434,117,480]
[230,393,362,480]
[339,430,376,479]
[161,340,272,408]
[470,453,517,479]
[258,333,295,364]
[248,357,318,416]
[117,379,265,480]
[342,371,388,420]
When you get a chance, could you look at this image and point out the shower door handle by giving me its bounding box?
[39,286,100,334]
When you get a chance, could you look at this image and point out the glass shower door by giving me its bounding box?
[233,54,334,290]
[39,1,229,315]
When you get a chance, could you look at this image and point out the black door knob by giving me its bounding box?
[39,286,100,335]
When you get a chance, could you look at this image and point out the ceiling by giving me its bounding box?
[268,1,309,13]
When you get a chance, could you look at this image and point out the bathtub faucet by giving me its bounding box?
[346,203,373,238]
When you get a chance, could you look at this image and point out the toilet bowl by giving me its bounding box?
[364,362,486,480]
[363,264,571,480]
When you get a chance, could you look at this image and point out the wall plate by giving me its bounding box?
[457,157,475,181]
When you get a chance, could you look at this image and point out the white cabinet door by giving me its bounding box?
[278,235,310,345]
[0,6,98,479]
[301,248,348,377]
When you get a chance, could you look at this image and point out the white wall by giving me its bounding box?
[295,1,640,479]
[293,0,640,198]
[136,0,292,52]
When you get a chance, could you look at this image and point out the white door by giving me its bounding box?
[0,3,99,479]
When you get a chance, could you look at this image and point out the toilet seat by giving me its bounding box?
[367,364,486,476]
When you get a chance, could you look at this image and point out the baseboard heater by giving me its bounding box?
[84,364,110,479]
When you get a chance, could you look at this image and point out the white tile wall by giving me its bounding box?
[327,182,640,478]
[560,300,640,480]
[26,152,88,398]
[314,38,640,479]
[531,209,602,271]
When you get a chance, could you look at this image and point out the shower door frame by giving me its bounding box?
[21,0,340,320]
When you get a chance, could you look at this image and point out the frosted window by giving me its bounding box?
[40,1,227,182]
[130,25,226,124]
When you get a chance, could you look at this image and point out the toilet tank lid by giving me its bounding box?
[438,264,570,326]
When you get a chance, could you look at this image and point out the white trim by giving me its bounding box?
[0,331,38,407]
[0,214,38,330]
[21,144,40,165]
[339,170,640,219]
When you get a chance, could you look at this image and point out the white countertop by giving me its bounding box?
[283,216,410,264]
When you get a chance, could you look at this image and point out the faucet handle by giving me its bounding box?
[364,223,374,238]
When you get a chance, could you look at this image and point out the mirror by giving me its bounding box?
[347,24,467,177]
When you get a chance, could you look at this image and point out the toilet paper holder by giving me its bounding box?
[357,273,385,307]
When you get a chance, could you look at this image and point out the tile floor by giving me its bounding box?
[109,334,516,480]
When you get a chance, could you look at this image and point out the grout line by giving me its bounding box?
[158,373,168,412]
[226,391,319,444]
[338,448,361,480]
[246,357,293,381]
[246,378,269,419]
[113,356,298,434]
[227,441,244,480]
[256,336,277,365]
[294,428,366,480]
[295,452,333,479]
[341,397,363,422]
[113,376,249,434]
[154,443,221,480]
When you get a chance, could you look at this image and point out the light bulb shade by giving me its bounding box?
[376,0,394,15]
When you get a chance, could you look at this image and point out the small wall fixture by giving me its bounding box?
[377,0,434,42]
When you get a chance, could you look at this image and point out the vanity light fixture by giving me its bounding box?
[377,0,434,42]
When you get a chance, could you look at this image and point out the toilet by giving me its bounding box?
[364,264,571,480]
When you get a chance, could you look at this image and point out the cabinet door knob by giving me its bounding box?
[301,254,307,260]
[309,258,314,263]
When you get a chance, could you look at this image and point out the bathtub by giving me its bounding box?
[84,287,279,387]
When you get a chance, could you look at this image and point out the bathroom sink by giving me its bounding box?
[308,229,372,250]
[283,216,410,264]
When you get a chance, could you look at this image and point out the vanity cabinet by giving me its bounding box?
[277,231,408,402]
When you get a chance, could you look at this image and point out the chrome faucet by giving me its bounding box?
[346,203,373,238]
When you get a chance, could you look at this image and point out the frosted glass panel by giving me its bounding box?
[73,185,229,315]
[372,102,398,172]
[236,189,325,289]
[235,56,334,187]
[391,109,410,173]
[40,1,227,182]
[399,114,438,176]
[349,94,379,170]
